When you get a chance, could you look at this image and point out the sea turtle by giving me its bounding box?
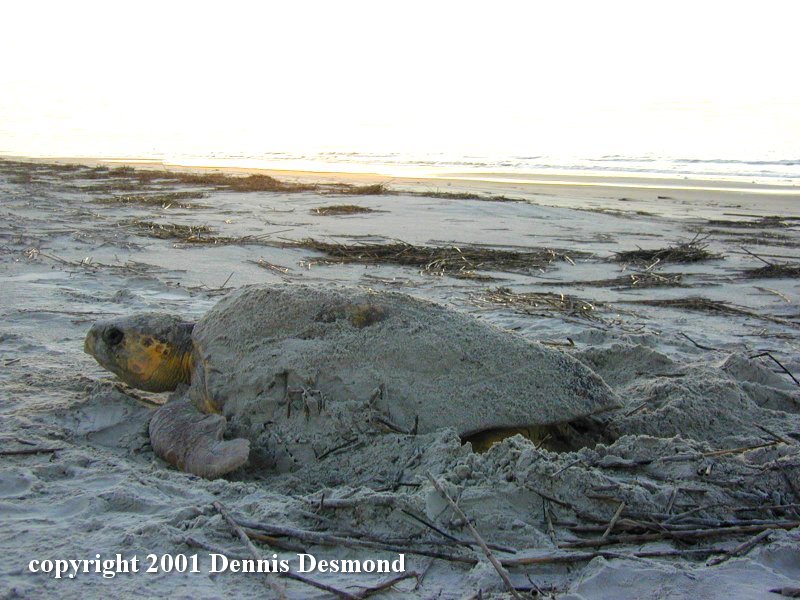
[84,285,619,478]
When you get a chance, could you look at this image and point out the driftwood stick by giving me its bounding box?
[504,546,721,566]
[665,488,679,515]
[702,441,777,457]
[425,472,522,600]
[553,459,583,476]
[560,521,800,549]
[749,352,800,386]
[679,332,718,351]
[213,502,269,565]
[213,502,354,600]
[304,493,400,510]
[399,508,516,553]
[734,503,800,513]
[602,502,626,539]
[242,529,307,553]
[706,529,772,566]
[755,424,795,446]
[544,499,557,543]
[236,517,476,564]
[184,535,242,556]
[662,505,708,525]
[741,246,774,267]
[352,572,420,598]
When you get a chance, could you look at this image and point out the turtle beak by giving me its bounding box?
[84,325,98,356]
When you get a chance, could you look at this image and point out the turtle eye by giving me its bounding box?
[104,327,124,346]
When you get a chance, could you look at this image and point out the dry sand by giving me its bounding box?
[1,157,799,599]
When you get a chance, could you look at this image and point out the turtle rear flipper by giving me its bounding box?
[148,398,250,479]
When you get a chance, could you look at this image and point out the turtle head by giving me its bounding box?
[85,313,195,392]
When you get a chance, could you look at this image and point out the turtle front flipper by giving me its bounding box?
[148,398,250,479]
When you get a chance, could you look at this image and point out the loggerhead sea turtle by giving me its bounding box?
[85,285,619,478]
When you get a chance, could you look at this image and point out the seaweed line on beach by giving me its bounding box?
[92,191,210,210]
[618,296,799,328]
[613,236,722,268]
[738,247,800,280]
[280,239,587,277]
[311,205,379,216]
[561,271,687,290]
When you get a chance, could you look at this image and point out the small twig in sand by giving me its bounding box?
[624,401,649,417]
[665,488,679,515]
[0,447,63,456]
[425,472,522,600]
[399,508,516,553]
[241,529,307,553]
[755,424,795,446]
[185,534,357,599]
[250,258,293,276]
[769,587,800,598]
[553,459,583,476]
[543,499,556,543]
[506,547,724,566]
[706,529,772,566]
[215,503,363,599]
[351,572,420,598]
[755,287,791,303]
[749,352,800,386]
[741,246,775,266]
[559,521,800,549]
[679,332,719,351]
[602,502,627,539]
[213,502,286,596]
[235,517,476,564]
[702,441,778,457]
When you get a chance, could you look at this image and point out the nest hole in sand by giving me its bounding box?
[462,416,614,454]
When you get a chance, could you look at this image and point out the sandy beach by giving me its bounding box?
[1,157,799,599]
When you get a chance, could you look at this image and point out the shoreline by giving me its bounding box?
[4,154,800,220]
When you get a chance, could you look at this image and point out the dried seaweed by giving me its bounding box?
[614,237,721,266]
[706,216,796,229]
[124,220,275,245]
[125,220,215,241]
[173,172,318,193]
[285,239,584,276]
[408,191,519,202]
[705,229,800,248]
[327,183,388,195]
[741,263,800,279]
[475,287,603,321]
[738,248,800,280]
[311,205,378,216]
[565,271,686,289]
[623,297,748,314]
[620,296,798,327]
[93,192,209,209]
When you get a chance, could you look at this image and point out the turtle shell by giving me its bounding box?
[189,285,619,453]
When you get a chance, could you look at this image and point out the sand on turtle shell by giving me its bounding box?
[188,284,620,471]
